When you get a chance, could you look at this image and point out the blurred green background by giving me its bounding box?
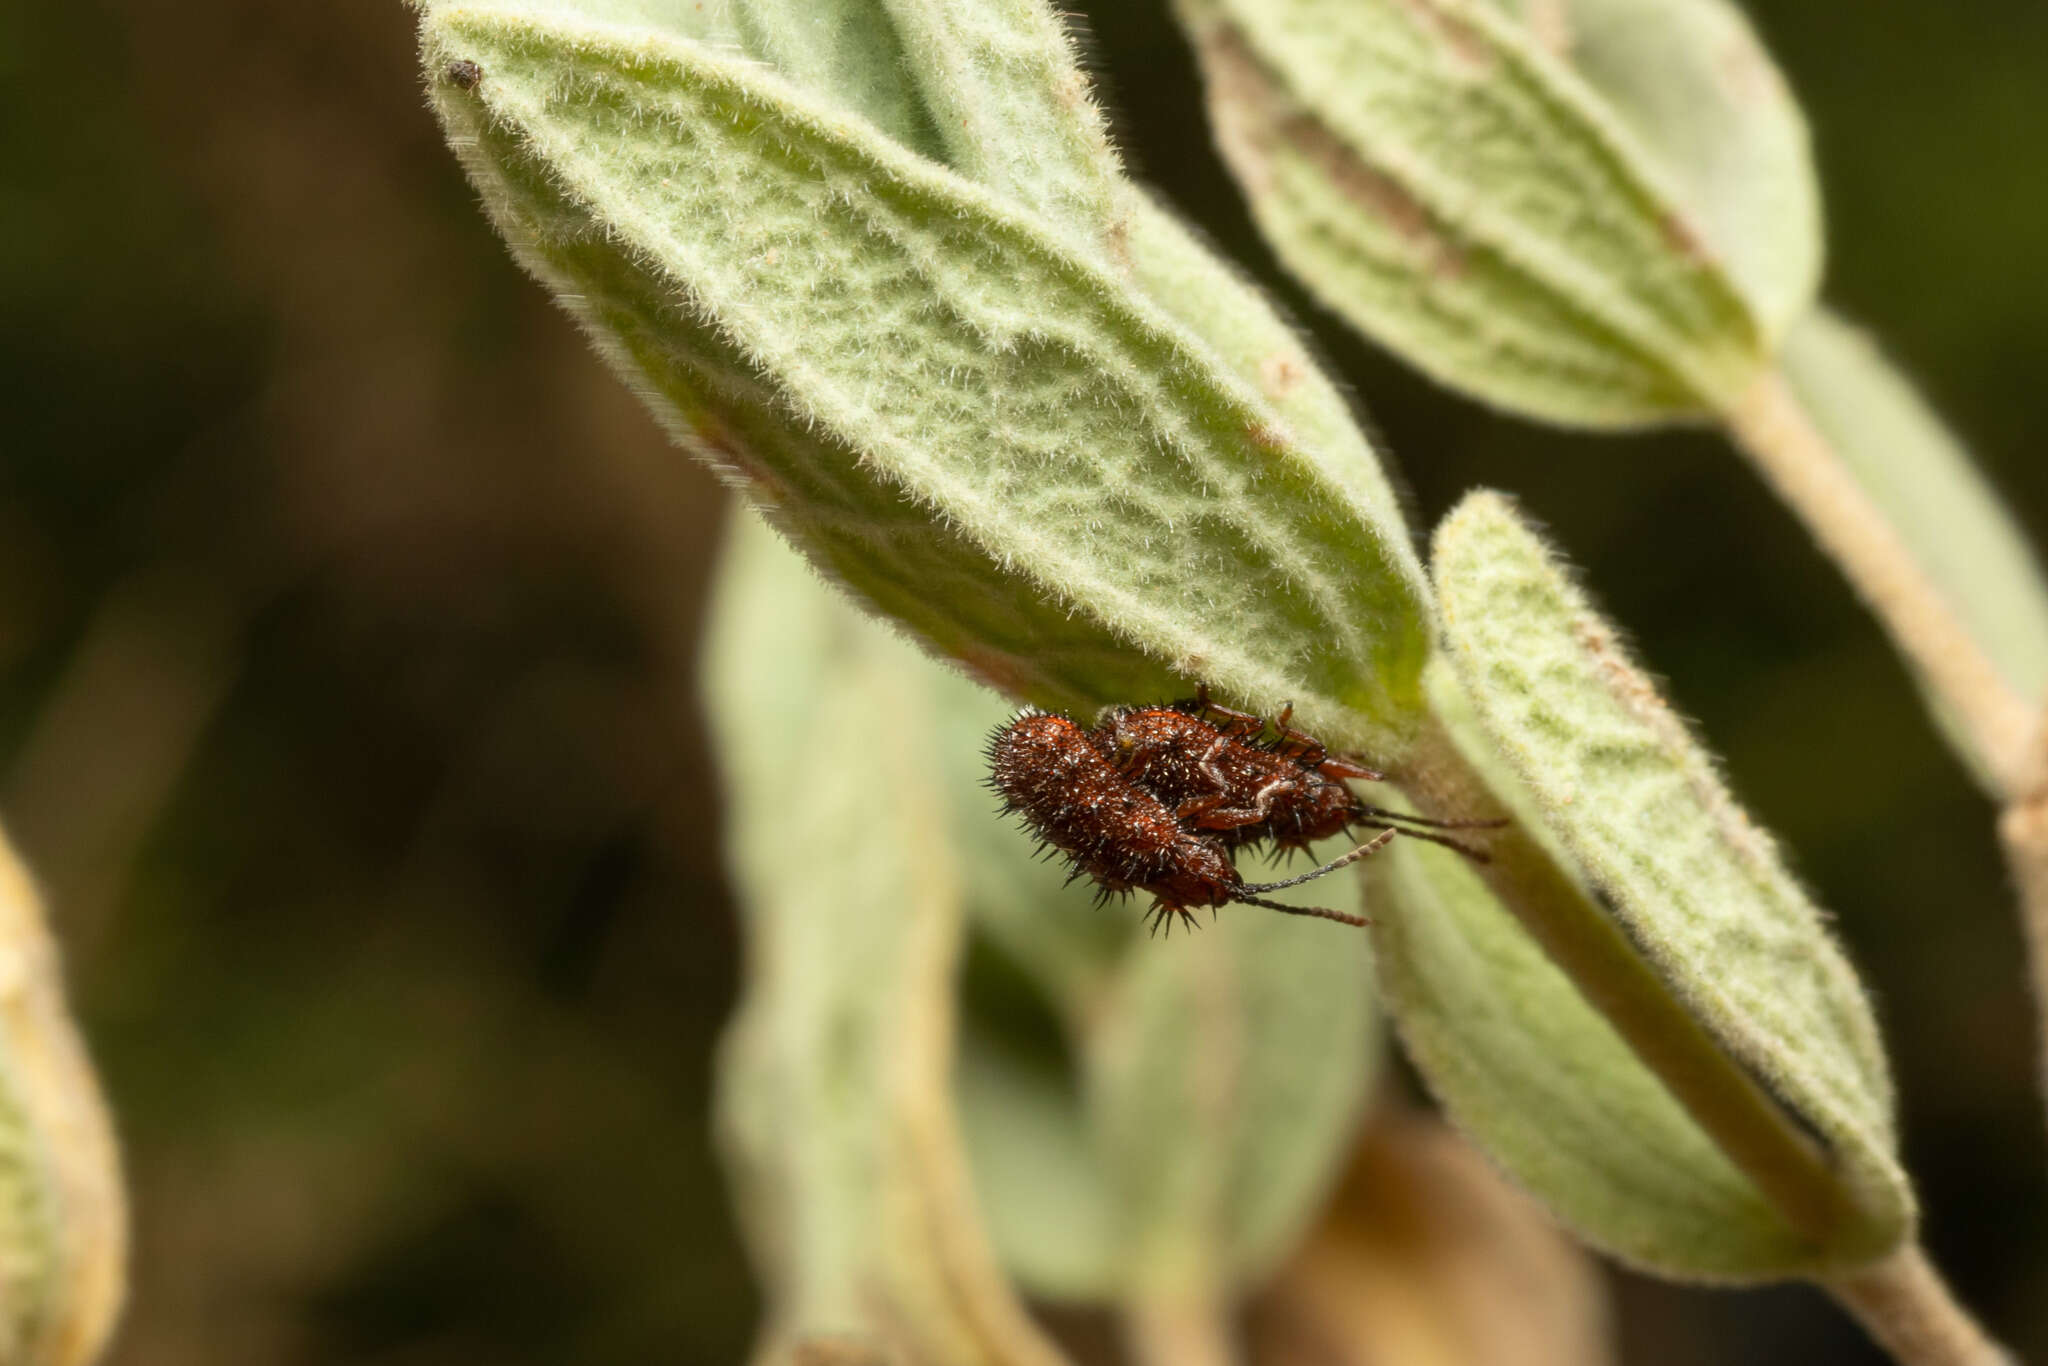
[5,1,2045,1361]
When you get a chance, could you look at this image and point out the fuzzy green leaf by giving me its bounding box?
[737,0,1424,581]
[862,0,1128,251]
[1081,900,1376,1300]
[1782,310,2048,787]
[1504,0,1820,343]
[421,2,1431,751]
[0,835,126,1366]
[1398,494,1911,1278]
[956,1038,1118,1301]
[1373,806,1811,1278]
[709,513,1377,1314]
[705,512,1069,1366]
[952,826,1379,1306]
[961,894,1377,1305]
[1173,0,1819,426]
[937,628,1383,1302]
[942,605,1380,1306]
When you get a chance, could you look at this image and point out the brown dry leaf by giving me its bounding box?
[1251,1112,1613,1366]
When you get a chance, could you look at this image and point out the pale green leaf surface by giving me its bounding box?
[453,0,1105,215]
[870,0,1418,541]
[713,0,1419,547]
[1211,897,1378,1277]
[956,708,1381,1301]
[730,1,948,157]
[951,702,1378,1307]
[1524,0,1819,342]
[1122,200,1416,546]
[1783,310,2048,779]
[967,894,1375,1305]
[871,2,1420,562]
[1085,901,1375,1300]
[1420,493,1910,1275]
[423,4,1431,749]
[956,1038,1118,1300]
[1174,0,1815,426]
[705,512,1068,1366]
[769,0,1422,614]
[712,513,1379,1313]
[874,0,1125,251]
[1372,797,1806,1278]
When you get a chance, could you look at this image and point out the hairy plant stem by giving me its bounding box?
[1728,372,2048,1165]
[1724,371,2035,795]
[1824,1246,2012,1366]
[1398,711,1864,1247]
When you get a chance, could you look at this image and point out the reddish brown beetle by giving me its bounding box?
[1093,687,1496,860]
[986,708,1393,933]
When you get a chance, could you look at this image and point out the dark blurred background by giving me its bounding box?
[5,2,2044,1362]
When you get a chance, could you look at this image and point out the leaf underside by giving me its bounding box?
[1175,0,1819,427]
[423,5,1432,752]
[711,512,1377,1316]
[1379,494,1912,1280]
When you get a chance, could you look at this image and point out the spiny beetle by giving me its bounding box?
[988,707,1395,933]
[1094,687,1497,860]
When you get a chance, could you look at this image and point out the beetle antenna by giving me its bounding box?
[1355,803,1508,832]
[1239,828,1398,894]
[1353,819,1493,863]
[1231,894,1372,928]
